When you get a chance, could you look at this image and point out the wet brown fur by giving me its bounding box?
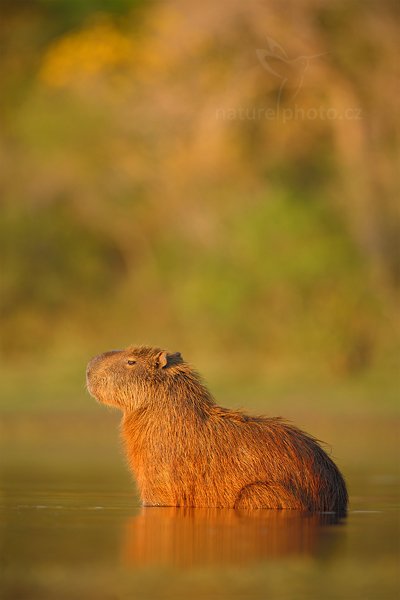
[86,346,348,512]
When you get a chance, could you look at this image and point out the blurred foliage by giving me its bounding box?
[0,0,399,392]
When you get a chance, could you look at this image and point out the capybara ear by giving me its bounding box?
[156,351,168,369]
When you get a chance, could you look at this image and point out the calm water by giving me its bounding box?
[1,414,399,600]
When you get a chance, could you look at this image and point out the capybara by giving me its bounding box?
[86,346,348,512]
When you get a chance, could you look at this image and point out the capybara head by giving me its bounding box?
[86,346,184,411]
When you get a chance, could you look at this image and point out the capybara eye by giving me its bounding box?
[127,360,136,366]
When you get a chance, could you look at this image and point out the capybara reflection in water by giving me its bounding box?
[123,508,342,567]
[86,346,348,511]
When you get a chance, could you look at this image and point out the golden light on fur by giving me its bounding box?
[86,346,348,511]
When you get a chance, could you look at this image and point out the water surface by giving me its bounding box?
[1,414,399,600]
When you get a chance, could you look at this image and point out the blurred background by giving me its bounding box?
[1,2,399,598]
[0,0,399,472]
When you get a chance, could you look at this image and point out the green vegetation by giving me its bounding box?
[0,0,399,412]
